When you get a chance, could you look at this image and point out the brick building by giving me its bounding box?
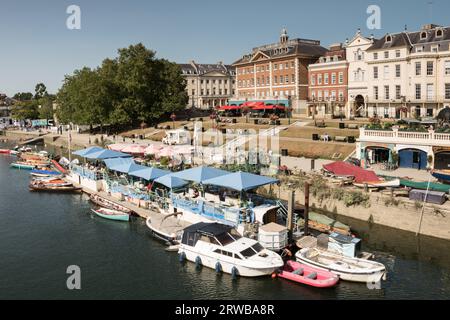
[231,29,328,115]
[308,43,348,118]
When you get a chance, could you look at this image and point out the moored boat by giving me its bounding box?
[295,248,387,283]
[146,217,179,244]
[276,260,339,288]
[178,222,284,277]
[353,178,400,188]
[91,208,130,222]
[0,149,11,154]
[431,170,450,184]
[89,194,134,214]
[30,169,62,177]
[10,162,36,170]
[29,183,82,192]
[297,211,351,236]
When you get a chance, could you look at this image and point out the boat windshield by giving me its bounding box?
[215,230,241,246]
[240,243,265,258]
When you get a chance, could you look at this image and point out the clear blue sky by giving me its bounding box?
[0,0,448,96]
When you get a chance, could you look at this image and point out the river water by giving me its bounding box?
[0,143,449,299]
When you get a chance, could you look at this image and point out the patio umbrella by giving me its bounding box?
[129,166,170,181]
[85,149,132,160]
[107,144,129,152]
[158,146,174,157]
[121,144,147,155]
[174,145,194,154]
[202,171,279,191]
[171,166,230,184]
[145,144,163,155]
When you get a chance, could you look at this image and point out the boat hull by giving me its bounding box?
[179,246,282,277]
[277,260,339,288]
[11,163,35,170]
[91,209,129,222]
[432,171,450,184]
[146,217,178,243]
[295,249,387,283]
[89,194,133,214]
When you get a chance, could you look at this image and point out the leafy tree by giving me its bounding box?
[13,92,33,101]
[34,83,48,100]
[11,100,39,120]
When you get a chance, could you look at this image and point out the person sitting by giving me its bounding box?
[192,189,200,199]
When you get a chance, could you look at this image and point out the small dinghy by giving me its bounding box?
[277,260,339,288]
[296,248,387,283]
[91,208,130,222]
[10,162,36,170]
[30,169,61,177]
[0,149,11,154]
[89,194,134,215]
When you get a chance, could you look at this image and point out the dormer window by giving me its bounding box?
[420,31,427,40]
[436,29,444,37]
[386,35,392,43]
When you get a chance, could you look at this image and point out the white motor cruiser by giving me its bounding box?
[178,222,284,277]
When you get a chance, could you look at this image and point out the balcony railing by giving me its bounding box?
[359,127,450,147]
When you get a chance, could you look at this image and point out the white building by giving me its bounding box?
[366,24,450,119]
[345,29,375,118]
[179,61,236,110]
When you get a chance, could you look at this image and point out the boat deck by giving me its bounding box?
[67,180,191,237]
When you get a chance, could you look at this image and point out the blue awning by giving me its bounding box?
[73,146,104,157]
[154,175,189,189]
[104,158,134,170]
[202,171,279,191]
[129,167,170,181]
[171,166,230,183]
[85,149,132,160]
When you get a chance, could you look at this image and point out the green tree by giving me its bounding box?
[34,83,48,100]
[11,100,40,120]
[13,92,33,101]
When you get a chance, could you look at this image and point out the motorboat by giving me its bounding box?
[295,248,387,283]
[0,149,11,154]
[276,260,339,288]
[91,208,130,222]
[10,162,36,170]
[178,222,284,277]
[30,169,61,177]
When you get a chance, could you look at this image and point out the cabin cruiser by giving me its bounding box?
[178,222,284,277]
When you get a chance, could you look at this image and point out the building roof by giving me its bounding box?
[367,25,450,51]
[179,61,234,76]
[233,38,328,65]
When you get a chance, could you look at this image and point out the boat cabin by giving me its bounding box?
[181,222,266,259]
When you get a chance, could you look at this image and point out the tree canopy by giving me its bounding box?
[56,43,188,127]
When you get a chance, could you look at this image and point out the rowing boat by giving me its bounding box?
[91,208,130,222]
[30,169,61,177]
[295,248,387,283]
[10,162,35,170]
[89,194,133,214]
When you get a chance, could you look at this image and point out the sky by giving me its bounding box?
[0,0,449,96]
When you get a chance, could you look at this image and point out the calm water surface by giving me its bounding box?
[0,144,449,299]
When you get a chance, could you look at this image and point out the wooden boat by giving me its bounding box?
[30,169,61,177]
[91,208,130,222]
[276,260,339,288]
[89,194,134,214]
[10,162,36,170]
[295,248,387,283]
[353,178,400,188]
[29,183,82,193]
[432,170,450,184]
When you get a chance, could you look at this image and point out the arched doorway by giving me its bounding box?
[437,106,450,122]
[435,151,450,170]
[399,148,427,170]
[354,95,365,117]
